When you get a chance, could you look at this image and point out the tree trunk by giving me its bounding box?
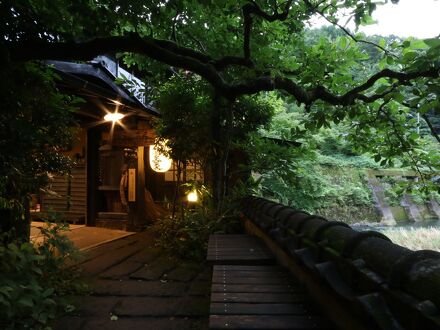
[211,93,233,211]
[172,160,182,219]
[0,199,31,243]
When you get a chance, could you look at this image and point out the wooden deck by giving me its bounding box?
[207,235,334,329]
[207,234,275,265]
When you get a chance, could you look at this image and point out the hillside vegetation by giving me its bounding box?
[244,95,439,223]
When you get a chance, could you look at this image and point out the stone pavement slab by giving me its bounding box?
[80,317,207,330]
[57,316,208,330]
[55,230,211,330]
[188,280,212,296]
[177,296,211,316]
[130,256,178,280]
[113,296,182,316]
[167,263,203,282]
[90,279,187,296]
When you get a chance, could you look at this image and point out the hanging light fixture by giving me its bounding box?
[104,112,124,122]
[149,140,172,172]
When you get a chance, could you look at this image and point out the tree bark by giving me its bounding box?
[211,94,223,209]
[211,94,234,211]
[172,160,182,219]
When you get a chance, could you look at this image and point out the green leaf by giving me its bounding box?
[409,132,419,141]
[424,38,440,48]
[386,56,394,65]
[42,288,54,297]
[338,37,347,49]
[18,297,34,308]
[402,51,417,63]
[427,44,440,57]
[410,39,428,50]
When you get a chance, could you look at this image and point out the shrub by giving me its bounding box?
[153,202,243,260]
[0,221,84,329]
[382,227,440,252]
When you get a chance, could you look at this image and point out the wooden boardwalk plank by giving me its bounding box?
[209,315,327,329]
[210,303,308,315]
[212,276,292,285]
[213,265,283,272]
[208,245,333,330]
[211,284,303,293]
[212,270,286,278]
[207,235,275,265]
[211,292,305,303]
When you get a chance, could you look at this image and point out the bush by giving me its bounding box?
[153,203,243,260]
[0,221,84,329]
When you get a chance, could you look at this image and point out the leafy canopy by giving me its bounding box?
[2,0,440,186]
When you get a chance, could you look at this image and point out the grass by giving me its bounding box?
[381,227,440,252]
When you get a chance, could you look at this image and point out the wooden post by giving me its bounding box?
[127,146,146,230]
[136,146,146,227]
[86,127,100,226]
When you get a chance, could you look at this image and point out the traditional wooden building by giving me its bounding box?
[32,56,201,230]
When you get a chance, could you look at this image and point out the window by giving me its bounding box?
[164,160,204,182]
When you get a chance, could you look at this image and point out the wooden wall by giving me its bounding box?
[41,164,87,223]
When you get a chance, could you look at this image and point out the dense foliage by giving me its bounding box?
[0,61,77,240]
[244,91,439,221]
[1,0,440,223]
[155,74,275,204]
[153,194,243,260]
[0,221,84,329]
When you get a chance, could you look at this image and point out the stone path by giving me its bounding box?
[55,230,211,330]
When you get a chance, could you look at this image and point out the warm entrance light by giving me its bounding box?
[187,190,198,203]
[149,142,172,173]
[104,112,125,122]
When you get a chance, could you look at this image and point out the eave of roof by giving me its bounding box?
[46,60,160,117]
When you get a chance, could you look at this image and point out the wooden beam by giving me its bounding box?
[86,127,100,226]
[136,146,146,227]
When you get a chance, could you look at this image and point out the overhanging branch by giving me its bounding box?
[242,0,293,63]
[6,34,440,106]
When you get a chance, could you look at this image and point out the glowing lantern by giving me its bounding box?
[149,142,172,173]
[187,190,198,203]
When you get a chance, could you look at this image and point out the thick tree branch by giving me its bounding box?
[242,0,293,63]
[229,67,438,105]
[154,37,253,70]
[7,34,232,95]
[6,35,440,106]
[422,114,440,144]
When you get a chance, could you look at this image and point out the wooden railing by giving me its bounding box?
[239,196,440,330]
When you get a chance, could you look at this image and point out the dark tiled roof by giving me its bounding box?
[46,59,159,117]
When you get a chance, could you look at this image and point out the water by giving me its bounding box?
[351,220,440,232]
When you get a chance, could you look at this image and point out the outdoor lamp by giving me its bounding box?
[149,142,172,172]
[104,112,124,122]
[187,190,198,203]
